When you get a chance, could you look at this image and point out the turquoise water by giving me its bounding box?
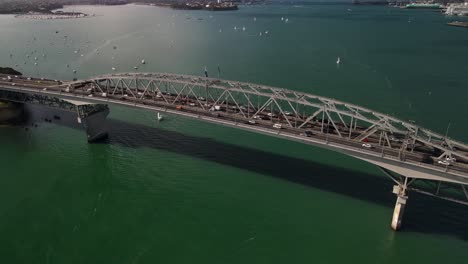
[1,4,468,263]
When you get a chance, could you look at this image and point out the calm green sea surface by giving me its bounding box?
[1,3,468,263]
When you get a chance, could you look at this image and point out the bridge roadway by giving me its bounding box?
[1,72,468,231]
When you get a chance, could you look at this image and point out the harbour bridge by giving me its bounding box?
[1,72,468,231]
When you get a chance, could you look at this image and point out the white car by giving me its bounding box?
[284,111,292,116]
[362,143,372,148]
[267,113,277,118]
[438,160,451,166]
[445,157,456,163]
[189,103,196,106]
[252,115,261,120]
[248,120,256,125]
[198,96,206,101]
[273,123,282,129]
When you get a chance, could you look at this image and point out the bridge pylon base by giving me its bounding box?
[391,185,408,231]
[77,104,109,142]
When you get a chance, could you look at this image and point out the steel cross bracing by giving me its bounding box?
[70,72,468,162]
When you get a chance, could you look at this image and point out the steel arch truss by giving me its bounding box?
[68,72,468,163]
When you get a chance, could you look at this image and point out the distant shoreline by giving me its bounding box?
[0,1,244,16]
[0,1,126,17]
[133,2,239,11]
[14,11,92,20]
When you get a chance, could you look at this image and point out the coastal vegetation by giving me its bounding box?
[0,67,22,76]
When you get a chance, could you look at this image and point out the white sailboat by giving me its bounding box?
[157,112,164,121]
[336,57,341,65]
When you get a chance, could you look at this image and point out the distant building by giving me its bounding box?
[445,2,468,16]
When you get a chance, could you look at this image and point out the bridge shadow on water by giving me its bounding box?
[98,119,468,242]
[19,104,468,242]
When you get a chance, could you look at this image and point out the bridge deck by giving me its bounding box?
[2,73,468,186]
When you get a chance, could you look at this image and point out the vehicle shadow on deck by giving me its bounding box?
[100,119,468,242]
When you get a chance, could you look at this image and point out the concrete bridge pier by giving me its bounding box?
[76,103,109,142]
[391,178,409,231]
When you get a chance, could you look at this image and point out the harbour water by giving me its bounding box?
[1,3,468,263]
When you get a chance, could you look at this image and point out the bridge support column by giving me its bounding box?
[76,104,109,142]
[391,181,408,231]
